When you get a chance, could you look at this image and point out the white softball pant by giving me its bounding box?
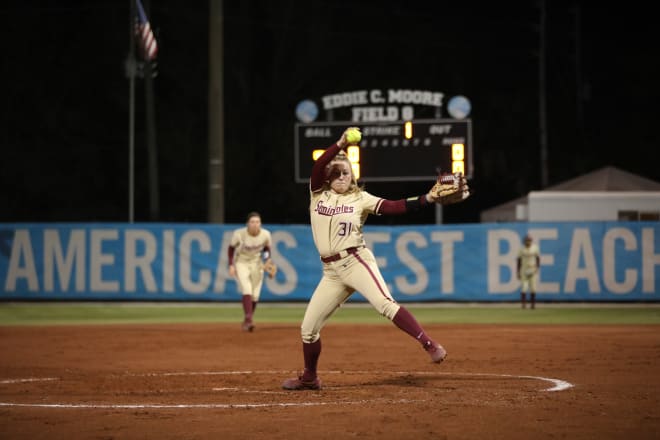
[300,247,400,344]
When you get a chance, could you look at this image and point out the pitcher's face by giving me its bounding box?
[329,162,352,194]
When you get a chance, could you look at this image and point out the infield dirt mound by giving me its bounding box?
[1,323,659,439]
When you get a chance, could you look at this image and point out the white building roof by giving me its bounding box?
[480,166,660,223]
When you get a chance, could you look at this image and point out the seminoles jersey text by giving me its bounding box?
[315,201,355,216]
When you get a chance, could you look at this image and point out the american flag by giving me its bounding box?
[135,0,158,60]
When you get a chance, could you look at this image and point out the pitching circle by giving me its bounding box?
[0,370,573,409]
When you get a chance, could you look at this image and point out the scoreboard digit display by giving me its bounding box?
[294,119,472,183]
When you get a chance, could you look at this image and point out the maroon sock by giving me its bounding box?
[301,339,321,381]
[241,295,253,321]
[252,301,258,313]
[392,307,432,347]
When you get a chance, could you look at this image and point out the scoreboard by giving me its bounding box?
[294,119,472,183]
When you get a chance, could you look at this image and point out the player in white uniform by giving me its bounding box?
[228,212,272,331]
[517,234,540,309]
[282,127,447,390]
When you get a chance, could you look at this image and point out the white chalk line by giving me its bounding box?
[0,399,424,410]
[0,377,57,384]
[0,370,573,409]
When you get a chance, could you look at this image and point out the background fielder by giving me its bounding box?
[227,212,273,331]
[517,234,540,309]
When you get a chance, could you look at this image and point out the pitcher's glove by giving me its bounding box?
[263,259,277,279]
[429,172,470,205]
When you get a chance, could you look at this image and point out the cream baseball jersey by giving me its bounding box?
[518,243,540,274]
[309,188,384,257]
[229,227,272,264]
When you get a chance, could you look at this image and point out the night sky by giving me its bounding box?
[2,1,658,225]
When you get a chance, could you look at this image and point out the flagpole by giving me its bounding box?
[143,0,159,221]
[128,0,136,223]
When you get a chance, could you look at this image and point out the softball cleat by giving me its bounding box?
[425,342,447,363]
[282,375,322,390]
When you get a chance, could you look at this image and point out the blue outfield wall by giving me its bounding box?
[0,222,658,302]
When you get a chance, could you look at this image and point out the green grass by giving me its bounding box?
[0,303,659,326]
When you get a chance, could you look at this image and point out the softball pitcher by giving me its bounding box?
[228,212,272,332]
[517,234,540,309]
[282,127,448,391]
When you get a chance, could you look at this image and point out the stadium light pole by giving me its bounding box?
[208,0,225,223]
[538,0,549,188]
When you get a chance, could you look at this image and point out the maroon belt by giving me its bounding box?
[320,246,363,263]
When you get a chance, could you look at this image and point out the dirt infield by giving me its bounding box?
[1,322,659,439]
